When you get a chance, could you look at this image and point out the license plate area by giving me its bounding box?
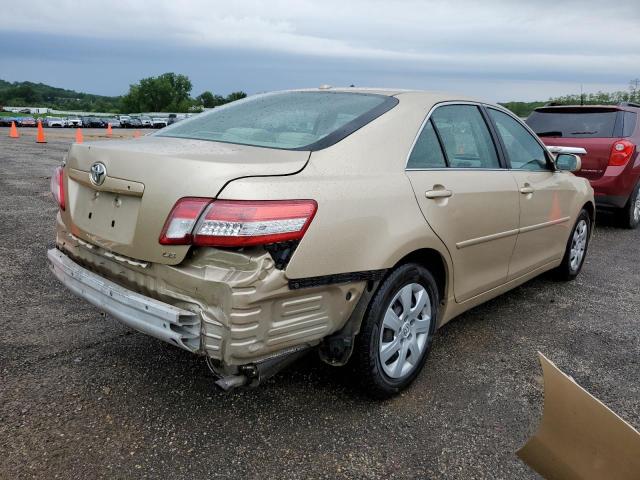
[69,181,141,244]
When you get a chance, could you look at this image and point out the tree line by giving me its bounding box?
[0,73,246,114]
[500,79,640,117]
[3,73,640,117]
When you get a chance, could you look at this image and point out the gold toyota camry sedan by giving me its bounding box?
[48,88,594,397]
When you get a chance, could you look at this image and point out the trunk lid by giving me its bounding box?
[540,137,615,180]
[62,136,309,265]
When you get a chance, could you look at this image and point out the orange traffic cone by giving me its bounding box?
[106,123,113,137]
[9,121,19,138]
[36,120,46,143]
[75,128,84,144]
[133,130,141,138]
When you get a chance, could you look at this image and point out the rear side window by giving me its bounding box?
[407,120,447,169]
[156,91,397,150]
[431,105,500,169]
[488,108,549,171]
[526,108,620,138]
[623,111,637,137]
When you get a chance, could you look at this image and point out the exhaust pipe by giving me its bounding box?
[209,347,310,391]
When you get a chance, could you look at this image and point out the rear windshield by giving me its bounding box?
[526,108,619,138]
[156,91,397,150]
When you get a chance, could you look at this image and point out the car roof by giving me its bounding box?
[281,87,477,103]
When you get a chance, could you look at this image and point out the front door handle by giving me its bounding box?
[425,189,453,199]
[520,186,535,194]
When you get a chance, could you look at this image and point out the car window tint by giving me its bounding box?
[407,120,446,169]
[488,108,549,171]
[623,111,637,137]
[431,105,500,169]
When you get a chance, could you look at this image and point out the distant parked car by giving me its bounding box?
[152,117,168,128]
[527,102,640,228]
[118,115,132,128]
[105,117,121,128]
[18,117,37,127]
[45,117,66,128]
[0,117,17,127]
[82,117,105,128]
[66,117,82,128]
[129,117,143,128]
[139,115,153,128]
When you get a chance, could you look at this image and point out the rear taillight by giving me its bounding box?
[159,199,317,247]
[609,139,635,166]
[50,166,65,211]
[193,200,317,247]
[159,197,210,245]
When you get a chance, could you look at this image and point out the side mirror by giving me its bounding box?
[555,153,581,172]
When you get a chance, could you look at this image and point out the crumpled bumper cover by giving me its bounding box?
[47,248,200,352]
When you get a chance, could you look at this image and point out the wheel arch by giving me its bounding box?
[582,200,595,233]
[318,246,451,367]
[390,247,450,306]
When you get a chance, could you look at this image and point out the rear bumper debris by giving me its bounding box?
[517,353,640,479]
[48,248,200,351]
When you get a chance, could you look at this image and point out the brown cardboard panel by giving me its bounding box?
[518,353,640,480]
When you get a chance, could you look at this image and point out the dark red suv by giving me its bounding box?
[527,103,640,228]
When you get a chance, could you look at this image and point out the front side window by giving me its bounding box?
[430,105,500,169]
[488,108,549,171]
[156,91,396,150]
[407,120,447,169]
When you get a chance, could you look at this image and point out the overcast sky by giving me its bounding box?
[1,0,639,102]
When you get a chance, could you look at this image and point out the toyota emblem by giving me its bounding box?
[90,162,107,186]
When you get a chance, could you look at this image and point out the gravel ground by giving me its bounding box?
[1,129,638,479]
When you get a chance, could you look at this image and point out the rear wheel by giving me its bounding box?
[352,263,438,398]
[554,209,590,281]
[619,182,640,229]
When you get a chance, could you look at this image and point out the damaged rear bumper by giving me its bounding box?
[50,221,365,371]
[48,248,200,351]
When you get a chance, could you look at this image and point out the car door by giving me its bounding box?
[485,107,576,279]
[405,103,520,303]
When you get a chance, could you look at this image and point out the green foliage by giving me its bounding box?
[195,90,247,109]
[548,89,640,106]
[501,82,640,118]
[499,101,548,118]
[122,73,193,113]
[0,80,121,112]
[225,91,247,102]
[0,74,246,114]
[196,91,218,108]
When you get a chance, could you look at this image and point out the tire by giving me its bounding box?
[554,209,591,281]
[618,182,640,229]
[352,263,438,398]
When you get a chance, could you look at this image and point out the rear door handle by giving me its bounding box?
[425,189,453,199]
[520,186,535,194]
